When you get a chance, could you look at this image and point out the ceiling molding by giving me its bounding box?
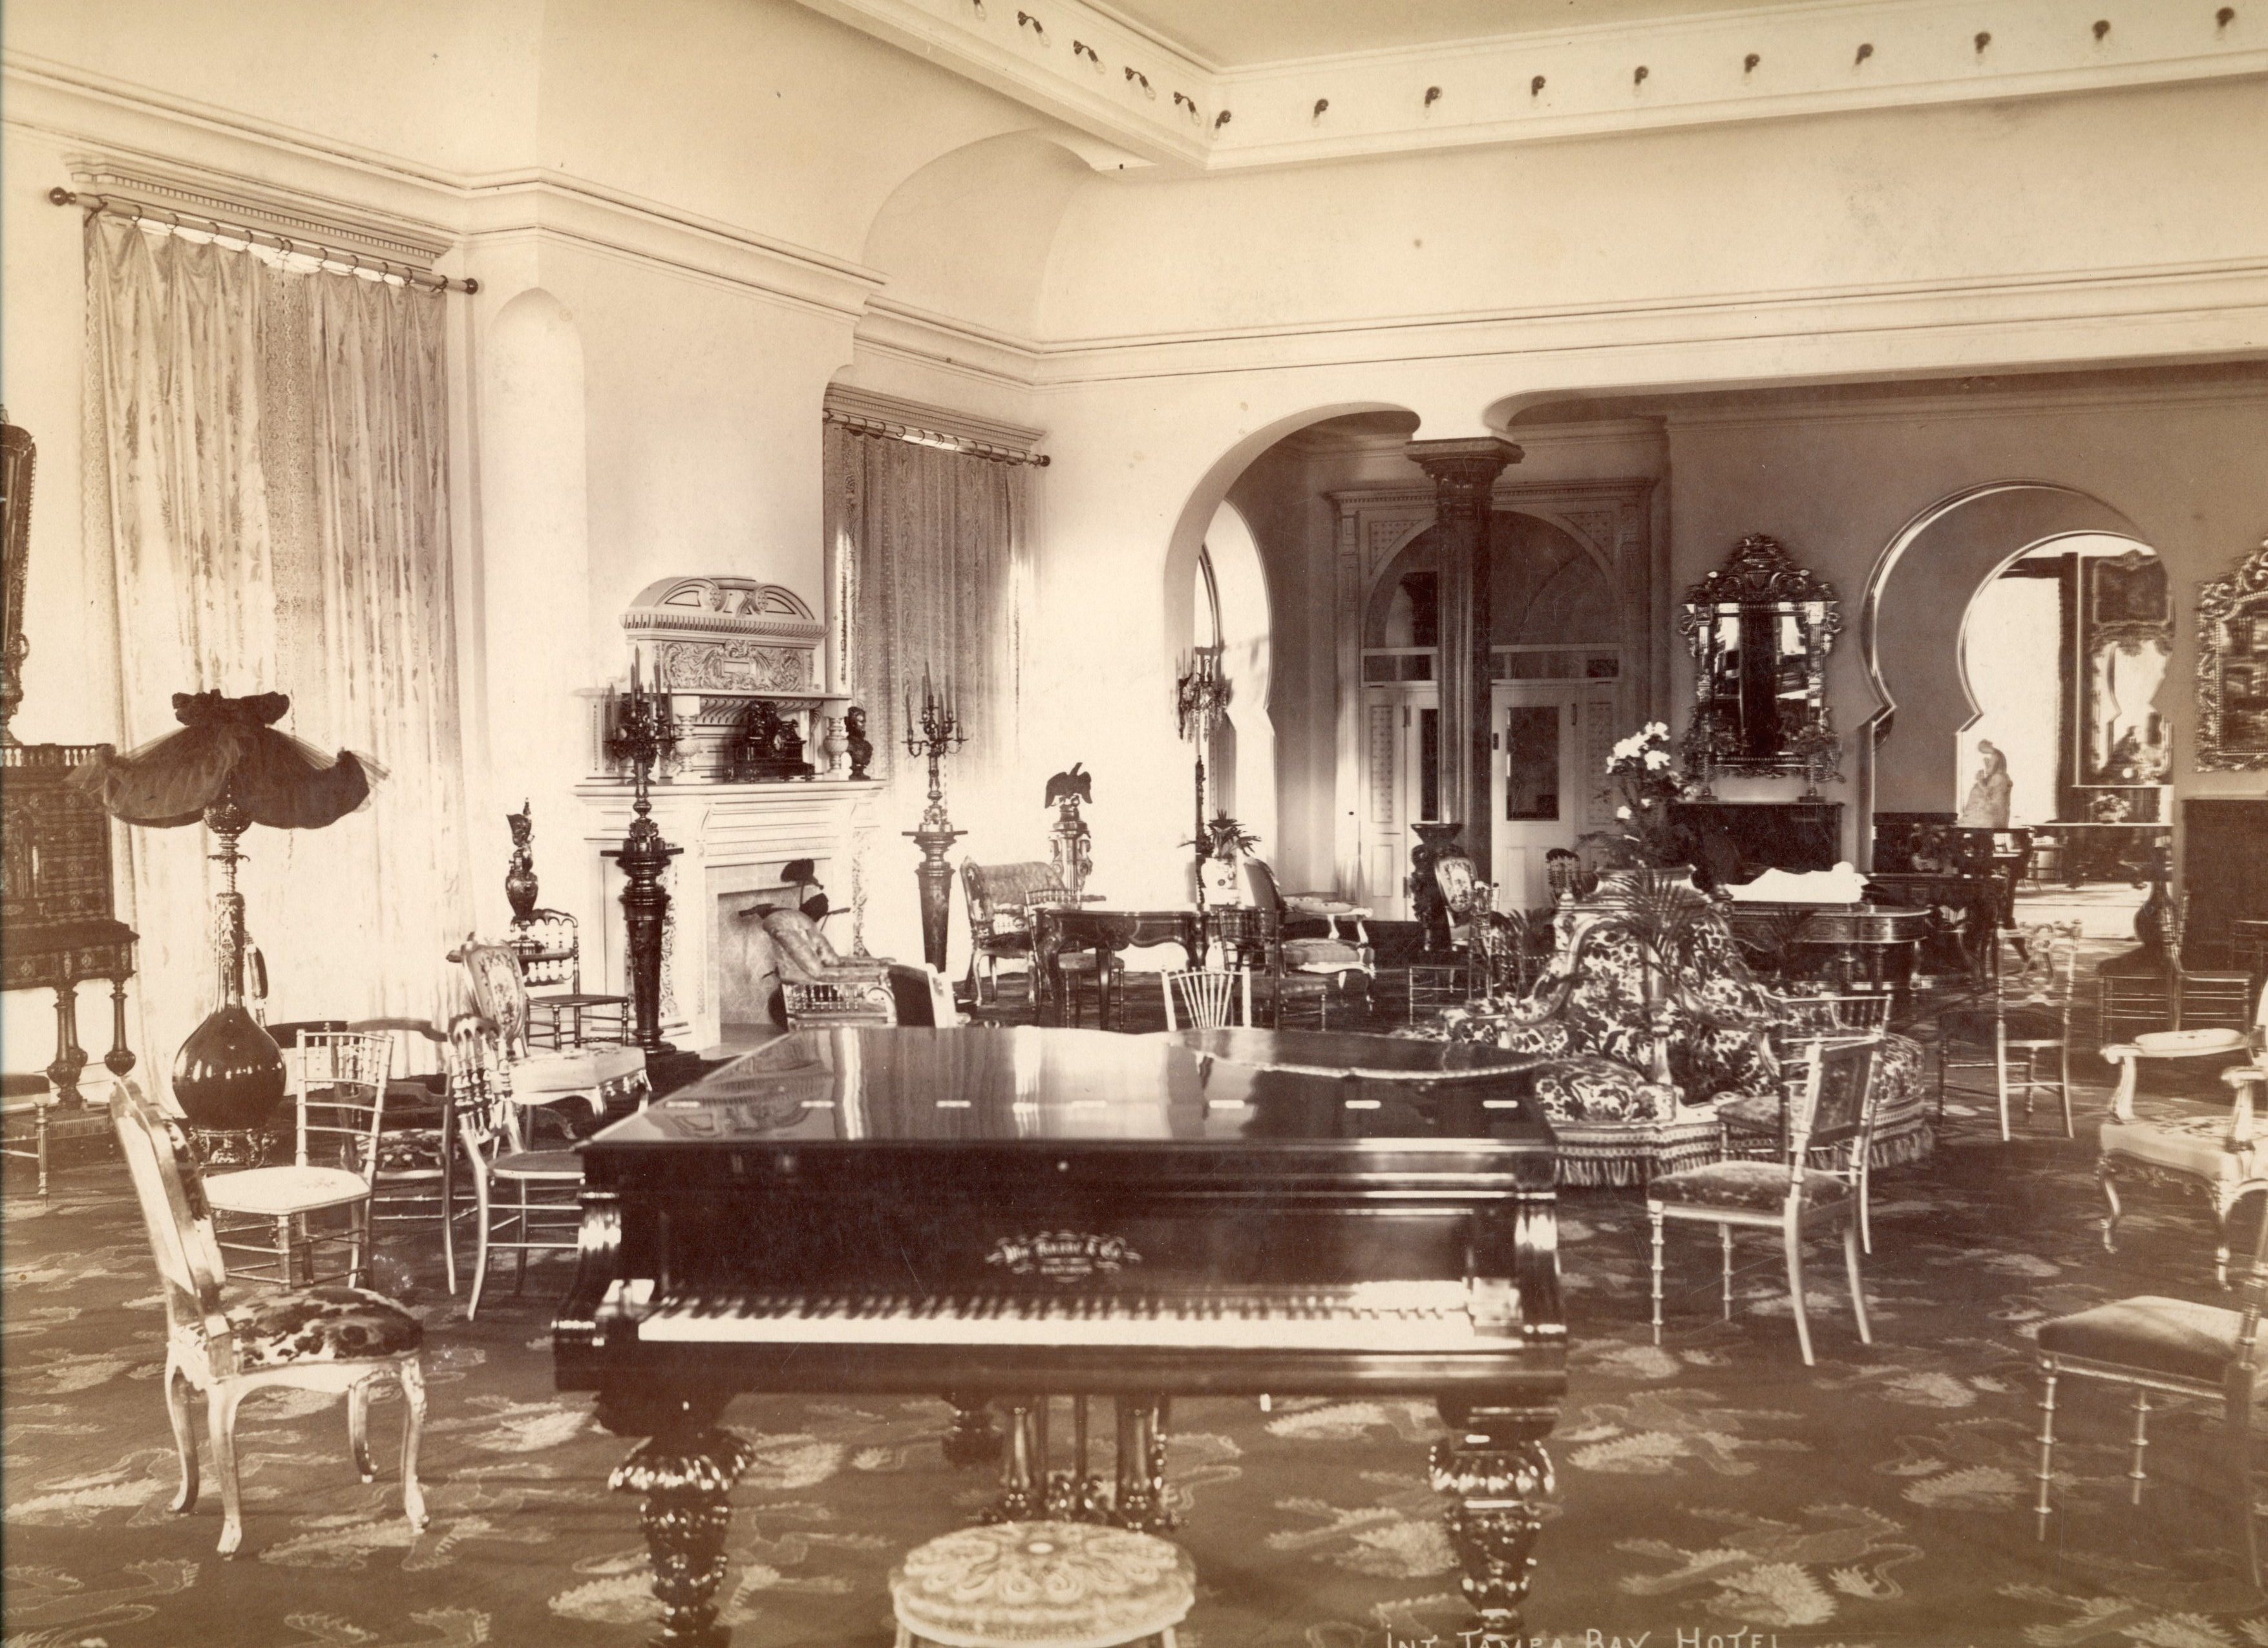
[823,383,1047,450]
[792,0,2264,170]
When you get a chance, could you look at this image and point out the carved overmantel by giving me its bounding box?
[599,576,855,783]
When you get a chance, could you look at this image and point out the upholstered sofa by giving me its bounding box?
[1425,892,1931,1186]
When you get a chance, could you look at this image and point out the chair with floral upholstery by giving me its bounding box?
[1648,1035,1883,1366]
[111,1079,427,1558]
[456,936,649,1144]
[2099,980,2268,1287]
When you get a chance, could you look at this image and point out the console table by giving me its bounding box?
[1669,800,1842,885]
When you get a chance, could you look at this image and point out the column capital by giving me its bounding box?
[1404,436,1524,500]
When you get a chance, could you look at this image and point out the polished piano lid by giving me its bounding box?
[596,1026,1551,1149]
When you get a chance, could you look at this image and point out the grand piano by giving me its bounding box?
[556,1024,1564,1646]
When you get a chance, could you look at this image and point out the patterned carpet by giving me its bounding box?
[7,1053,2267,1648]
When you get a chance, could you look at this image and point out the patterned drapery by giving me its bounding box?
[825,420,1032,963]
[83,215,469,1096]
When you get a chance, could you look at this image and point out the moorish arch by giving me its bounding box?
[1860,480,2156,858]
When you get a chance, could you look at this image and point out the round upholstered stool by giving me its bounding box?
[890,1521,1194,1648]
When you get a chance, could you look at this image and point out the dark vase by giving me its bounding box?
[171,1005,286,1132]
[505,858,539,924]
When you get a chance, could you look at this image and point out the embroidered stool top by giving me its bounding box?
[889,1521,1194,1648]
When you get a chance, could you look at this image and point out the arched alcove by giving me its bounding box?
[1200,502,1277,856]
[478,287,591,923]
[1861,481,2154,849]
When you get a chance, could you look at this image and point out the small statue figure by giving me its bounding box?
[1957,740,2013,829]
[1044,762,1094,900]
[845,705,873,780]
[505,801,539,923]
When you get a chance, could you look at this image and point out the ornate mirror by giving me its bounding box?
[1679,534,1841,777]
[2198,537,2268,771]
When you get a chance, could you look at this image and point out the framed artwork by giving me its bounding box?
[2197,538,2268,772]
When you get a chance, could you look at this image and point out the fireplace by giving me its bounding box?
[569,777,883,1050]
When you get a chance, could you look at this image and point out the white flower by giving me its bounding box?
[1616,805,1633,820]
[1644,721,1668,736]
[1644,749,1670,770]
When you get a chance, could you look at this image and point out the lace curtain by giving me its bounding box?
[83,215,469,1095]
[826,421,1032,964]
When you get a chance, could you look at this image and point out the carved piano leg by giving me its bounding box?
[47,983,87,1108]
[103,975,136,1078]
[1044,1397,1110,1522]
[986,1398,1045,1523]
[942,1393,1003,1469]
[1111,1396,1173,1533]
[600,1392,756,1648]
[1432,1401,1556,1645]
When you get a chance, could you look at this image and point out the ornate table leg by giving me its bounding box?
[103,974,136,1078]
[1432,1400,1555,1645]
[600,1391,755,1648]
[47,982,87,1108]
[1112,1396,1172,1532]
[942,1393,1003,1468]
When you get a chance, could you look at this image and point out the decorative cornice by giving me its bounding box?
[794,0,2266,173]
[823,384,1046,455]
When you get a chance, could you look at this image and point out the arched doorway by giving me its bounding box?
[1195,503,1276,858]
[1361,512,1625,913]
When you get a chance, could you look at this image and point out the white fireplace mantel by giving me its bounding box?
[570,776,884,1051]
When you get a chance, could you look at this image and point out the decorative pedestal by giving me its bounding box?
[907,824,966,974]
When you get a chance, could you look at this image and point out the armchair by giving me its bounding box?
[2099,980,2268,1287]
[960,859,1113,1013]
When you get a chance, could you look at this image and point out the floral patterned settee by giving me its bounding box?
[1420,892,1931,1187]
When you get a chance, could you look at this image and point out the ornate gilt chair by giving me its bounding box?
[2099,980,2268,1287]
[111,1080,427,1557]
[456,936,649,1143]
[2035,1197,2268,1585]
[1648,1035,1883,1366]
[1935,920,2081,1141]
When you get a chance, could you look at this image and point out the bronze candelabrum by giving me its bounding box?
[902,668,967,973]
[604,660,681,1053]
[1174,646,1231,914]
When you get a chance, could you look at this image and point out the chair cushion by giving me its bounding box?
[2037,1295,2252,1386]
[492,1148,583,1179]
[511,1044,647,1099]
[204,1165,371,1216]
[1651,1159,1849,1212]
[1716,1090,1784,1136]
[889,1521,1194,1647]
[2100,1114,2253,1181]
[227,1285,422,1369]
[2136,1028,2250,1054]
[1283,937,1368,974]
[372,1128,446,1176]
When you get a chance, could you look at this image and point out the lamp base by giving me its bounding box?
[171,1006,286,1134]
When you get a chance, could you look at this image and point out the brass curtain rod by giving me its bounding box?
[825,408,1050,467]
[50,187,476,295]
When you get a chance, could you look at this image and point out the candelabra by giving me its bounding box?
[1174,646,1231,913]
[604,658,681,1053]
[902,667,968,972]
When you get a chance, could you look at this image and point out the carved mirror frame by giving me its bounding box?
[2196,536,2268,772]
[1678,534,1842,778]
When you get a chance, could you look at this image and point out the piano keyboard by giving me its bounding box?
[620,1279,1503,1351]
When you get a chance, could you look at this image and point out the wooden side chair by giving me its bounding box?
[110,1080,426,1558]
[1649,1035,1883,1366]
[511,907,632,1048]
[1161,967,1252,1031]
[2099,980,2268,1287]
[1936,920,2081,1141]
[445,1015,588,1321]
[2035,1194,2268,1585]
[204,1028,392,1288]
[1241,858,1373,1028]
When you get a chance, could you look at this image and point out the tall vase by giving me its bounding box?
[173,799,286,1158]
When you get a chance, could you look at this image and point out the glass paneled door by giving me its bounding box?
[1362,681,1439,920]
[1492,681,1618,911]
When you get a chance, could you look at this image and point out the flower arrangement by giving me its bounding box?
[1580,722,1691,869]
